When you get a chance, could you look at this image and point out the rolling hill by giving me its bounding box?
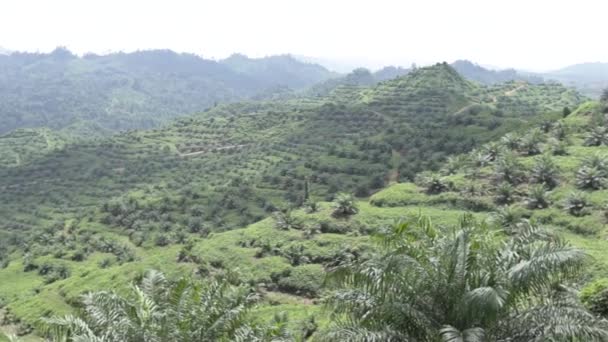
[0,48,335,135]
[0,63,590,339]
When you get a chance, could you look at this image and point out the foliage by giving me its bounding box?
[41,270,293,342]
[0,49,334,135]
[530,154,560,189]
[273,210,303,230]
[493,154,525,185]
[494,182,516,205]
[323,214,606,341]
[584,127,608,146]
[564,192,590,217]
[526,185,550,209]
[331,194,358,217]
[576,166,607,190]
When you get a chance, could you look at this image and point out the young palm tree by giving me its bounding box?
[530,154,560,189]
[331,193,358,217]
[500,133,521,151]
[322,214,608,341]
[576,166,607,190]
[526,184,550,209]
[493,154,525,185]
[494,182,516,205]
[424,174,450,195]
[42,271,294,342]
[564,192,590,217]
[584,127,608,147]
[519,128,545,156]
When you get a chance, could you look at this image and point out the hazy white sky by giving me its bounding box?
[0,0,606,71]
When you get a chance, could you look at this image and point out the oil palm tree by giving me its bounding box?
[322,214,607,341]
[42,271,294,342]
[331,193,358,217]
[530,154,560,189]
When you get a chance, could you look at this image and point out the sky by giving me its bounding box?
[0,0,606,72]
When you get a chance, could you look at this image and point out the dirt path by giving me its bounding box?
[505,83,526,96]
[178,144,249,157]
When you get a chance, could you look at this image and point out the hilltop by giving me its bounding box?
[0,48,335,135]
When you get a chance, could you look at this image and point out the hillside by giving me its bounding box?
[0,48,334,135]
[0,64,588,338]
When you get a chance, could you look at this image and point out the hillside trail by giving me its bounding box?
[178,144,249,157]
[486,83,528,104]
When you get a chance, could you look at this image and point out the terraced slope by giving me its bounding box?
[0,64,583,233]
[0,64,588,338]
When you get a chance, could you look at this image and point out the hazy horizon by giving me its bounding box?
[1,0,607,72]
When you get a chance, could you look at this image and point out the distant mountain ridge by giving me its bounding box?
[543,62,608,98]
[0,48,335,135]
[451,60,544,85]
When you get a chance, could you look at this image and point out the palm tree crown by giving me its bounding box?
[42,271,294,342]
[322,214,608,341]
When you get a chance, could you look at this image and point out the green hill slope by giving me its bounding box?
[0,48,334,135]
[0,64,589,338]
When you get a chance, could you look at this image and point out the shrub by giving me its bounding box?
[277,264,324,297]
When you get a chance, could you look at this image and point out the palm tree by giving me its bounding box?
[519,128,544,156]
[584,127,608,147]
[322,214,608,341]
[494,182,516,205]
[525,184,550,209]
[576,166,607,190]
[493,154,525,185]
[424,174,450,195]
[500,133,521,151]
[530,154,560,189]
[564,192,590,217]
[42,271,293,342]
[331,193,358,217]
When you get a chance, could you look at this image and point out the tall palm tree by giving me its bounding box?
[42,271,294,342]
[322,214,608,341]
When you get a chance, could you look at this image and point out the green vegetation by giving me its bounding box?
[322,215,607,341]
[0,48,334,135]
[1,64,602,340]
[41,270,295,341]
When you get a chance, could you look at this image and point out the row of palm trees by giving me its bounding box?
[34,213,608,341]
